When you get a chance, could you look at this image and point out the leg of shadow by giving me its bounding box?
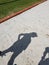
[38,47,49,65]
[0,32,37,65]
[14,64,17,65]
[0,51,2,55]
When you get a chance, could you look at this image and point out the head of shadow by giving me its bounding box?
[38,47,49,65]
[0,32,37,65]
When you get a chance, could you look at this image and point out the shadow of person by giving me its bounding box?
[0,32,37,65]
[38,47,49,65]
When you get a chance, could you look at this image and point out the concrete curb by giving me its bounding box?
[0,0,47,23]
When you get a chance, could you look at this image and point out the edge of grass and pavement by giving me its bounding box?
[0,0,47,23]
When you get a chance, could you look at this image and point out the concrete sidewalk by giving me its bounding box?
[0,0,49,65]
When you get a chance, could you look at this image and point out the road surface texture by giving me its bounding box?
[0,0,49,65]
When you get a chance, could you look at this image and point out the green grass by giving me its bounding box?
[0,0,42,19]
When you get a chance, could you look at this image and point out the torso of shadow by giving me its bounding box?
[9,34,31,54]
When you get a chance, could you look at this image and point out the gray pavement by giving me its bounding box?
[0,0,49,65]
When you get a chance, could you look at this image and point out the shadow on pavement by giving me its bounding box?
[38,47,49,65]
[0,32,37,65]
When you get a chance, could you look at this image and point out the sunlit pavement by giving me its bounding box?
[0,0,49,65]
